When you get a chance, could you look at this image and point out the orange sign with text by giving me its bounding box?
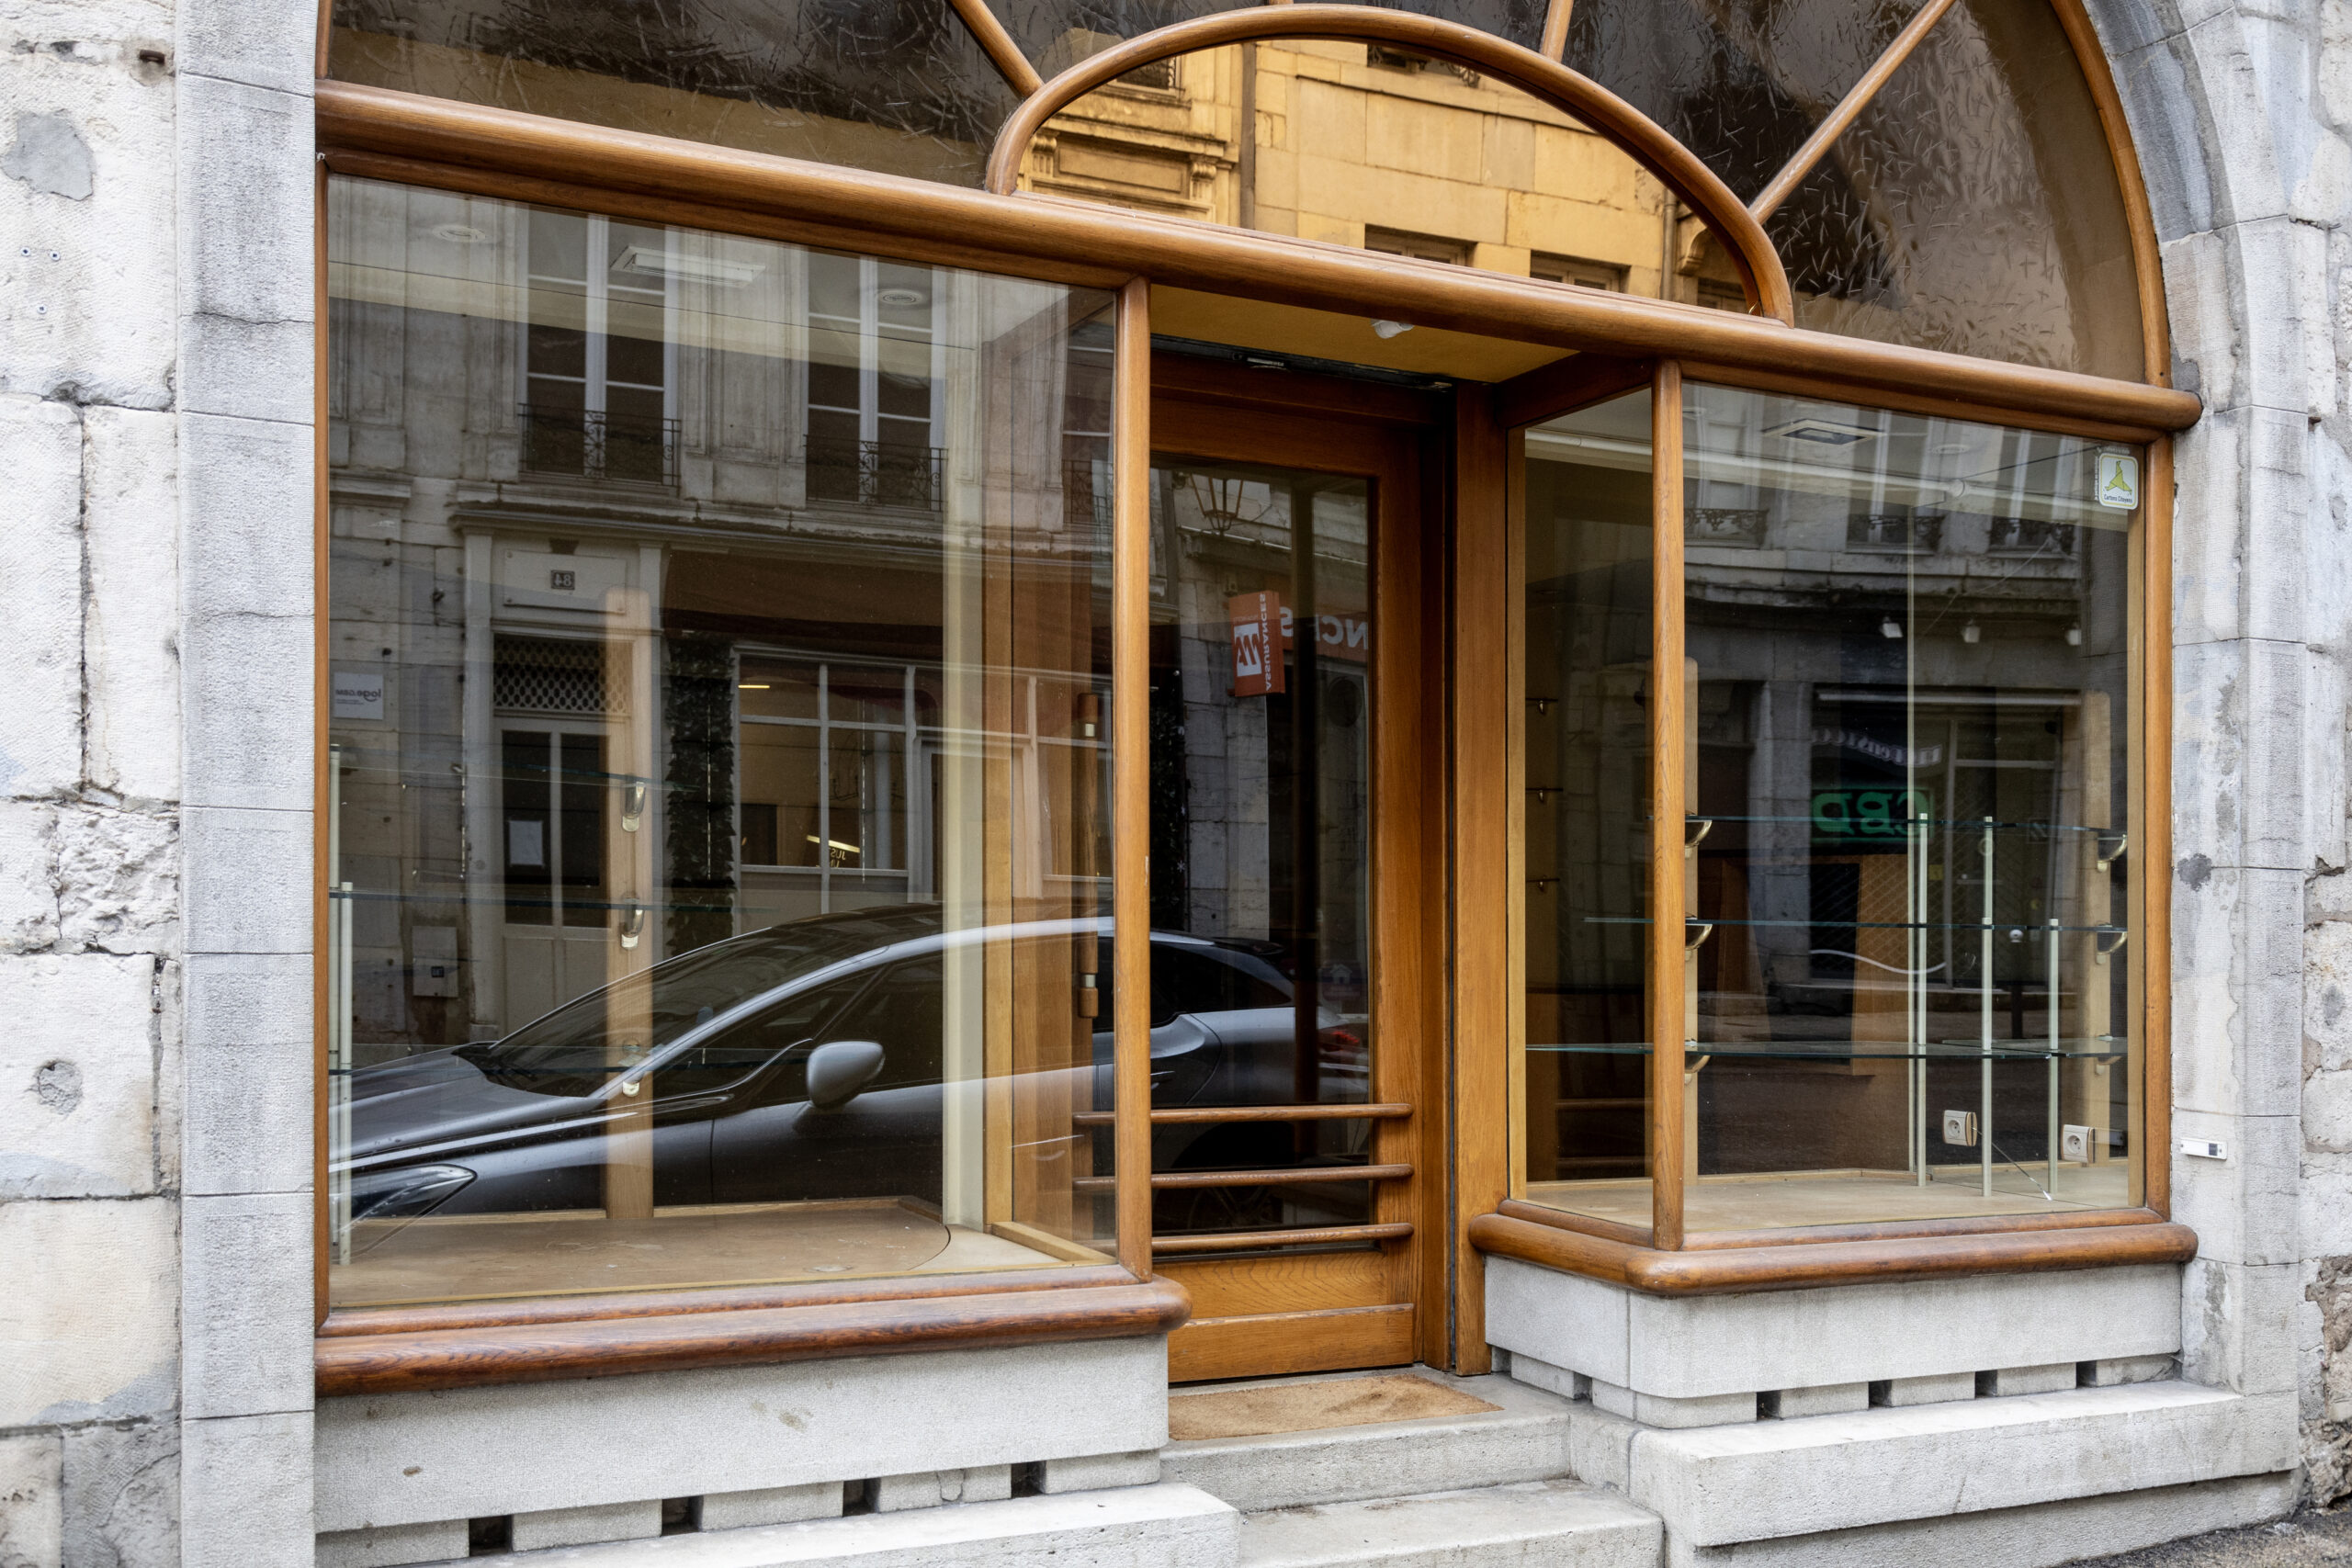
[1230,591,1283,696]
[1229,592,1372,696]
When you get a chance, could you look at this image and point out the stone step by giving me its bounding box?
[421,1484,1238,1568]
[1239,1480,1662,1568]
[1162,1370,1574,1512]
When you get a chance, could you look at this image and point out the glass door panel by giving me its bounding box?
[1148,457,1377,1243]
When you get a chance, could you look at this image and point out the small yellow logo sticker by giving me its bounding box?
[2097,451,2141,511]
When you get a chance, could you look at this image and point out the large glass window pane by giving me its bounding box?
[1514,392,1656,1225]
[325,175,1118,1307]
[328,0,1018,187]
[1674,385,2138,1229]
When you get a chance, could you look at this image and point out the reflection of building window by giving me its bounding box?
[1364,43,1479,85]
[1115,57,1176,91]
[1696,278,1748,312]
[521,209,677,486]
[492,635,623,716]
[1532,254,1626,292]
[737,656,915,889]
[1688,507,1769,547]
[1364,227,1468,266]
[1847,510,1946,553]
[805,253,943,511]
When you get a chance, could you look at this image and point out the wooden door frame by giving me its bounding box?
[1148,355,1454,1378]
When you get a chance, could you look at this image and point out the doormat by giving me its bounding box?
[1169,1373,1501,1441]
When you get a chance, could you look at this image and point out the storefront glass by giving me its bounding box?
[1520,381,2142,1232]
[324,175,1119,1307]
[1516,390,1657,1206]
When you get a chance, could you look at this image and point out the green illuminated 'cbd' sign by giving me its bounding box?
[1812,788,1932,838]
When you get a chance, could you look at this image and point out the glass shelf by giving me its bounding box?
[1532,1038,2129,1062]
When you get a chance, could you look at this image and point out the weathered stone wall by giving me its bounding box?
[1,1,317,1565]
[2088,0,2352,1509]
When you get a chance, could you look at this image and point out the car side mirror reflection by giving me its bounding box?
[804,1039,887,1111]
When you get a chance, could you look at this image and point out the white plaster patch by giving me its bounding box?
[0,953,159,1199]
[0,1195,177,1427]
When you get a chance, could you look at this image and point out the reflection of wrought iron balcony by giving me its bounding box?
[1065,457,1113,532]
[1987,516,2077,555]
[517,405,679,489]
[1848,512,1944,552]
[1687,507,1768,547]
[805,437,945,512]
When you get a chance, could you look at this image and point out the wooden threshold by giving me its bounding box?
[1468,1210,2196,1295]
[1169,1303,1416,1382]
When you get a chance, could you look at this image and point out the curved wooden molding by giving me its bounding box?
[316,1277,1193,1396]
[980,6,1798,325]
[315,85,2201,433]
[1469,1210,2198,1295]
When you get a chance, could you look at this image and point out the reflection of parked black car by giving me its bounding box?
[337,906,1368,1238]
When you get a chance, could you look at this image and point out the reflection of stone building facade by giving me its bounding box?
[326,178,1110,1061]
[1022,39,1747,308]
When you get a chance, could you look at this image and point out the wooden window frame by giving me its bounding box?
[1462,353,2188,1317]
[312,0,2190,1383]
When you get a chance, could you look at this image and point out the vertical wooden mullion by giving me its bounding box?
[2137,436,2172,1215]
[1504,423,1528,1206]
[1448,389,1510,1371]
[1648,362,1688,1250]
[1113,278,1153,1280]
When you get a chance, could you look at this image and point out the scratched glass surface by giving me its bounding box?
[330,0,1019,186]
[1759,0,2144,378]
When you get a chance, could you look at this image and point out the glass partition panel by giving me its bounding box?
[328,0,1017,186]
[1023,43,1733,305]
[324,175,1117,1307]
[1678,384,2138,1230]
[1145,457,1379,1250]
[1514,391,1657,1226]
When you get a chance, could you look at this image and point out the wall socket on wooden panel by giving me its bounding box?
[1941,1110,1979,1146]
[2061,1124,2094,1163]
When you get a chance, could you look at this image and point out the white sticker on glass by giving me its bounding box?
[507,818,546,868]
[2097,451,2141,511]
[332,671,385,720]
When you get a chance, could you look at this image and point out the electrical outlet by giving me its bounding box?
[1941,1110,1978,1146]
[2061,1123,2093,1163]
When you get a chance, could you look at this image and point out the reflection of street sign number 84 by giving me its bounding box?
[1813,788,1932,838]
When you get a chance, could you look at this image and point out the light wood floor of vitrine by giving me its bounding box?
[329,1198,1081,1308]
[1523,1164,2136,1233]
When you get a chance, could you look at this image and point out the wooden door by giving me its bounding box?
[1146,360,1445,1382]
